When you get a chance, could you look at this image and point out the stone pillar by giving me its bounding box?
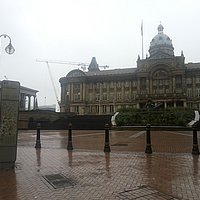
[121,82,124,101]
[146,79,149,94]
[80,83,83,101]
[20,93,26,110]
[174,101,176,108]
[149,78,152,94]
[71,84,74,102]
[137,78,140,95]
[0,80,20,168]
[99,83,102,115]
[83,82,86,102]
[28,95,31,110]
[33,96,36,110]
[172,77,176,93]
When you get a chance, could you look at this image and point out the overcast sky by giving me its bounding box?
[0,0,200,110]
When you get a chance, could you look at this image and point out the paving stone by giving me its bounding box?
[0,130,200,199]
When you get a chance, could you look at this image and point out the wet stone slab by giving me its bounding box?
[114,185,180,200]
[111,143,128,146]
[44,174,76,189]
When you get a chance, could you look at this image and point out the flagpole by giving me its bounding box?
[141,20,144,59]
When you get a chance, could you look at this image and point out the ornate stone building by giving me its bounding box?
[59,24,200,115]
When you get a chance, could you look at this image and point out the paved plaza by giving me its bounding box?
[1,129,200,200]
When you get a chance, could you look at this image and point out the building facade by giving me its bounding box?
[59,24,200,115]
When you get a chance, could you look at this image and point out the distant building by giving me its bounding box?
[59,24,200,115]
[0,81,38,111]
[38,104,56,112]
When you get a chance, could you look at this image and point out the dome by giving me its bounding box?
[66,69,85,77]
[149,24,174,58]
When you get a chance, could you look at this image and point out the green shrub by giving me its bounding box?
[115,108,194,126]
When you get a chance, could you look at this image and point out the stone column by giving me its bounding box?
[146,79,149,94]
[121,82,124,101]
[20,93,26,110]
[33,96,36,110]
[173,77,176,93]
[0,81,20,168]
[137,78,140,95]
[28,95,31,110]
[174,101,177,108]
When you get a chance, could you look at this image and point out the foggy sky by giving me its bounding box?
[0,0,200,110]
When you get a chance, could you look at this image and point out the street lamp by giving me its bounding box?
[0,34,15,54]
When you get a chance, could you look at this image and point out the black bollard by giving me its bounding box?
[104,124,111,152]
[35,123,41,148]
[67,123,73,150]
[192,124,199,155]
[145,124,152,154]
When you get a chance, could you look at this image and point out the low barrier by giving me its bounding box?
[34,123,200,155]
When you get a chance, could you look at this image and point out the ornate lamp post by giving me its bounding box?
[0,34,15,54]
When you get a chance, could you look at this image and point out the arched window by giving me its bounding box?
[152,69,169,94]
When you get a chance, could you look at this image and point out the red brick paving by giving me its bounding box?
[0,129,200,199]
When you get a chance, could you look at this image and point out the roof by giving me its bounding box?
[85,68,137,76]
[0,81,38,96]
[185,63,200,69]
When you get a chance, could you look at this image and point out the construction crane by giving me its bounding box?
[37,60,60,106]
[36,59,91,108]
[36,59,109,109]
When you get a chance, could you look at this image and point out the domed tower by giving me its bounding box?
[149,24,174,59]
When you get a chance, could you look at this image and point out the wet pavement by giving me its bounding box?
[1,129,200,200]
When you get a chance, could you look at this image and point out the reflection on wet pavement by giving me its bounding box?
[18,129,198,153]
[0,129,200,199]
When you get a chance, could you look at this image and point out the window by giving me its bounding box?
[141,90,146,94]
[103,93,107,100]
[96,94,100,101]
[102,105,107,113]
[175,75,182,85]
[125,92,130,100]
[187,88,192,97]
[152,69,169,95]
[117,82,121,88]
[89,93,93,101]
[132,80,137,87]
[125,81,129,87]
[96,83,100,89]
[196,88,200,97]
[74,83,80,90]
[117,92,122,100]
[186,77,192,84]
[175,88,182,94]
[110,82,114,88]
[110,105,114,113]
[140,77,146,90]
[95,105,99,113]
[153,80,157,86]
[89,106,93,113]
[89,83,93,89]
[74,106,79,113]
[132,91,137,99]
[74,93,80,101]
[110,93,114,100]
[196,77,200,84]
